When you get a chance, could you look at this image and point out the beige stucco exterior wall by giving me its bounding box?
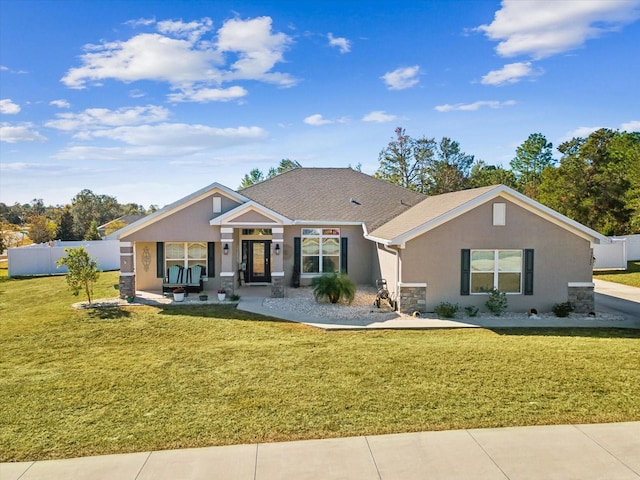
[399,198,594,313]
[375,243,399,297]
[120,192,241,293]
[122,194,241,242]
[133,241,224,293]
[281,224,376,287]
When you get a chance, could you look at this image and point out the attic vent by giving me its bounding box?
[213,196,222,213]
[493,203,506,226]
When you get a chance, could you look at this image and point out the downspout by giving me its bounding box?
[380,242,400,309]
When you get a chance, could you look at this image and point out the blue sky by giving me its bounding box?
[1,0,639,208]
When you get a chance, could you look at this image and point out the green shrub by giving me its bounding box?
[552,301,574,317]
[56,246,100,304]
[434,302,459,318]
[485,288,508,316]
[311,273,356,304]
[464,305,479,317]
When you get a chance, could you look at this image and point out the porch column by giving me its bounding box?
[397,282,427,315]
[568,282,595,314]
[271,227,285,298]
[220,227,235,294]
[118,242,135,299]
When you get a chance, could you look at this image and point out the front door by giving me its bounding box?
[243,240,271,283]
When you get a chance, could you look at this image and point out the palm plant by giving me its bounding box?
[311,273,356,304]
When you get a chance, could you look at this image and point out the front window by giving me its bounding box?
[302,228,340,274]
[166,242,207,276]
[471,249,522,293]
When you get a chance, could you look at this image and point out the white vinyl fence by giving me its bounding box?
[593,234,640,270]
[8,240,120,277]
[619,234,640,261]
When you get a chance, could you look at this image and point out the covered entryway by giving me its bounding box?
[243,240,272,283]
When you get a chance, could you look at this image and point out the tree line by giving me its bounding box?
[2,126,637,254]
[0,189,156,252]
[240,127,639,236]
[373,127,638,236]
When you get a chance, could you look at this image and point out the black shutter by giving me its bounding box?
[341,237,348,274]
[293,237,301,287]
[156,242,164,278]
[207,242,215,278]
[461,249,470,295]
[524,249,534,295]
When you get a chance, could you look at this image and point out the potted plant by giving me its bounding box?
[199,293,208,301]
[217,288,226,301]
[173,287,186,302]
[125,294,135,303]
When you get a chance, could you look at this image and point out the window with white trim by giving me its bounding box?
[301,228,340,274]
[165,242,207,276]
[471,249,522,293]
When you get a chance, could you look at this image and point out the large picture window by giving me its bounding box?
[301,228,340,274]
[471,249,522,293]
[165,242,207,276]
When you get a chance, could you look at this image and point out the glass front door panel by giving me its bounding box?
[252,242,265,277]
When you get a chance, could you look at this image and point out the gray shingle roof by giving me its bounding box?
[368,185,499,241]
[239,168,426,231]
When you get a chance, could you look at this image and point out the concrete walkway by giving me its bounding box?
[3,422,639,479]
[238,280,640,330]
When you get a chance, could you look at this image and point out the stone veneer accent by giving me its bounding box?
[119,274,135,299]
[398,283,427,315]
[271,276,285,298]
[568,282,595,313]
[220,276,235,296]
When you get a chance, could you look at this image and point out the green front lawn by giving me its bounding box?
[1,272,639,462]
[594,261,640,288]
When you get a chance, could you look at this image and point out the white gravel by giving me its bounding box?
[262,286,624,323]
[263,286,399,321]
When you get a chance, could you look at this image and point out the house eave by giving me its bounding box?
[209,200,293,226]
[390,185,608,246]
[109,182,249,240]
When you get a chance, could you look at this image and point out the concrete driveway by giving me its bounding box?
[594,279,640,326]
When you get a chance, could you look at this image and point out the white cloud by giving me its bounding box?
[362,111,397,123]
[381,66,420,90]
[129,90,146,98]
[561,121,640,142]
[62,33,221,89]
[481,62,540,86]
[61,16,295,90]
[304,114,333,126]
[0,65,28,74]
[50,99,71,108]
[217,16,295,86]
[434,100,516,112]
[124,17,156,28]
[157,17,213,42]
[0,99,21,114]
[45,105,170,131]
[0,122,47,143]
[621,120,640,132]
[559,126,603,142]
[327,33,351,53]
[478,0,640,59]
[55,123,267,160]
[167,85,248,103]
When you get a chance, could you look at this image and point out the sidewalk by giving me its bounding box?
[237,286,640,331]
[3,422,639,479]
